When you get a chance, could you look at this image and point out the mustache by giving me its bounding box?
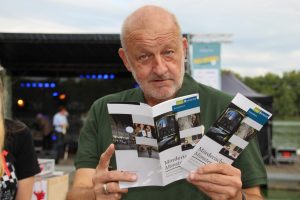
[148,74,171,81]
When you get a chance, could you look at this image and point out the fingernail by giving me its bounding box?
[131,174,137,181]
[189,172,195,180]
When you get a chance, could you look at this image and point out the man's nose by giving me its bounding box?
[152,55,168,75]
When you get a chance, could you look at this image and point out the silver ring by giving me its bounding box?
[103,183,109,194]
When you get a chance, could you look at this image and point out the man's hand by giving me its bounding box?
[92,144,137,200]
[187,163,243,200]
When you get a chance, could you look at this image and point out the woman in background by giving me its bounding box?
[0,66,40,200]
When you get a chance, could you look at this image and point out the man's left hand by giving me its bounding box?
[187,163,243,200]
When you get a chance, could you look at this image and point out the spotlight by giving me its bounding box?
[51,134,57,141]
[109,74,115,79]
[50,83,56,88]
[59,93,66,100]
[17,99,25,107]
[25,82,31,88]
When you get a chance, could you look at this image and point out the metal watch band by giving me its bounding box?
[241,191,246,200]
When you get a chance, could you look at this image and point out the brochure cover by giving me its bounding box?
[181,93,272,171]
[107,94,204,188]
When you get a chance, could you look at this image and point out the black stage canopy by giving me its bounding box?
[221,71,273,112]
[0,33,127,77]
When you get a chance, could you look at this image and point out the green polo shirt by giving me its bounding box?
[75,73,267,200]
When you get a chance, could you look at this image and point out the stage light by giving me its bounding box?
[79,74,85,78]
[92,74,97,79]
[109,74,115,79]
[59,93,66,100]
[20,81,56,89]
[50,83,56,88]
[52,92,59,97]
[51,134,57,141]
[17,99,25,107]
[97,74,103,79]
[86,74,91,79]
[103,74,108,79]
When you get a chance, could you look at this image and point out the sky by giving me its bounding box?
[1,0,300,77]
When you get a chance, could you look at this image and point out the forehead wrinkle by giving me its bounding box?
[125,31,181,49]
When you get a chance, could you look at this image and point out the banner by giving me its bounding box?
[190,42,221,90]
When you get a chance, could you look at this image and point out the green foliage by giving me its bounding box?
[273,82,297,118]
[282,71,300,116]
[241,70,300,119]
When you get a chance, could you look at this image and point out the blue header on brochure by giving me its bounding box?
[172,97,200,112]
[246,108,269,125]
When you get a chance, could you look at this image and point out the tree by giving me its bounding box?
[273,82,297,118]
[282,71,300,116]
[241,71,299,119]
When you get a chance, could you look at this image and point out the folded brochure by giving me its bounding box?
[181,93,272,171]
[107,94,203,188]
[107,92,272,188]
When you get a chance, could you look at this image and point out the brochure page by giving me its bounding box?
[152,94,204,185]
[107,93,204,187]
[181,93,272,172]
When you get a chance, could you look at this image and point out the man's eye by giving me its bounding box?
[164,50,175,56]
[138,54,149,61]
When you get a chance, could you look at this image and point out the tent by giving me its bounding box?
[221,72,274,164]
[0,33,127,77]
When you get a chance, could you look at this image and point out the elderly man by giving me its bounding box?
[67,5,266,200]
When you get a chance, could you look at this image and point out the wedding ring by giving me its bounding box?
[103,183,109,194]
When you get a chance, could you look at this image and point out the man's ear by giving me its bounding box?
[118,48,132,72]
[182,37,188,58]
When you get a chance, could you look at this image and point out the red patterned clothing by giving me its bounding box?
[0,120,40,200]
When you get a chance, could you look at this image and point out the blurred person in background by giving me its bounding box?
[0,66,40,200]
[36,113,53,150]
[52,106,69,161]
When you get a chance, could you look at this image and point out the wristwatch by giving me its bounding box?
[241,191,246,200]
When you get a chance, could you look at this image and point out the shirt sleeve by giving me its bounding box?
[75,101,101,169]
[15,127,41,180]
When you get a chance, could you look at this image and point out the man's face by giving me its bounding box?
[119,29,187,105]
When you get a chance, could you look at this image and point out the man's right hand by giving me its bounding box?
[67,144,137,200]
[92,144,137,199]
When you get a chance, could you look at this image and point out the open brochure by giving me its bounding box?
[107,94,204,188]
[181,93,272,171]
